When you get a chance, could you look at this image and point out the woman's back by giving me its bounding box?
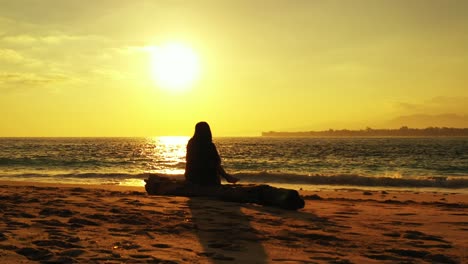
[184,130,221,186]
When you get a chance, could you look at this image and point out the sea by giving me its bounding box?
[1,137,467,192]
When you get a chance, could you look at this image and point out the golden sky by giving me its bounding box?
[1,0,467,136]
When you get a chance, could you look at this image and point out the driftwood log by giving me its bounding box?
[144,174,305,210]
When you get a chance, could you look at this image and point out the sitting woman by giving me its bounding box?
[185,122,239,186]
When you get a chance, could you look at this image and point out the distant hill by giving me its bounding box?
[262,127,468,137]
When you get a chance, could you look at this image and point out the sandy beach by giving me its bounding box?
[0,181,466,263]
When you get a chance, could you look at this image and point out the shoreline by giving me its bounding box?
[0,180,467,263]
[2,177,468,195]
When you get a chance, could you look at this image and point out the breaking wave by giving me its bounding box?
[232,172,468,189]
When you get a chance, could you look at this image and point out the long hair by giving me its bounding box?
[192,121,212,142]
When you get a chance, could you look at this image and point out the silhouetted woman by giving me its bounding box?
[185,122,239,186]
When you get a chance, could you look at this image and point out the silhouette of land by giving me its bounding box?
[262,127,468,137]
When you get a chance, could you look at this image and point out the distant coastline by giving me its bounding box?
[262,127,468,137]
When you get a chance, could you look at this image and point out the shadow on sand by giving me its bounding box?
[188,195,359,263]
[188,197,268,263]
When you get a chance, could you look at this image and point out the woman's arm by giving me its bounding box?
[217,164,239,183]
[212,143,239,184]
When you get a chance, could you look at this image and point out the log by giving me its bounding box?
[144,174,305,210]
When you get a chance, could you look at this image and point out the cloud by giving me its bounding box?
[394,96,468,115]
[0,72,68,88]
[387,113,468,128]
[2,33,104,45]
[1,34,37,45]
[428,96,468,106]
[0,48,25,63]
[0,48,42,67]
[115,45,155,55]
[395,102,421,111]
[0,16,18,35]
[90,69,126,80]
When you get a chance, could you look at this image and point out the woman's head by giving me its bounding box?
[193,121,212,142]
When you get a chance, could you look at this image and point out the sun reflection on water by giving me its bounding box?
[151,136,189,175]
[119,178,146,187]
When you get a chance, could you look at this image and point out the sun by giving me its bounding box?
[151,42,200,91]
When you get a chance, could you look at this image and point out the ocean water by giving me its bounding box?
[0,137,467,191]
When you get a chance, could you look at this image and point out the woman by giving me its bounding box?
[185,122,239,186]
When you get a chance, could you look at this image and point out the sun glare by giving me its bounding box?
[152,136,189,175]
[151,43,200,91]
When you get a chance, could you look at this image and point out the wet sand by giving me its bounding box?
[0,181,467,263]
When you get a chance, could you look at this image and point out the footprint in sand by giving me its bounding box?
[5,211,35,218]
[85,213,110,221]
[32,239,81,249]
[39,207,74,217]
[372,249,458,264]
[129,254,153,259]
[425,253,458,264]
[383,231,401,238]
[47,232,76,242]
[69,187,89,193]
[43,199,67,206]
[113,240,141,250]
[304,249,345,256]
[32,219,68,227]
[60,249,86,257]
[0,244,17,251]
[335,211,359,215]
[450,213,468,216]
[131,229,156,239]
[152,243,171,248]
[68,217,100,226]
[364,253,403,261]
[16,247,54,261]
[403,230,449,243]
[389,221,423,227]
[333,214,353,219]
[386,248,429,258]
[309,256,352,263]
[395,213,417,216]
[6,220,30,229]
